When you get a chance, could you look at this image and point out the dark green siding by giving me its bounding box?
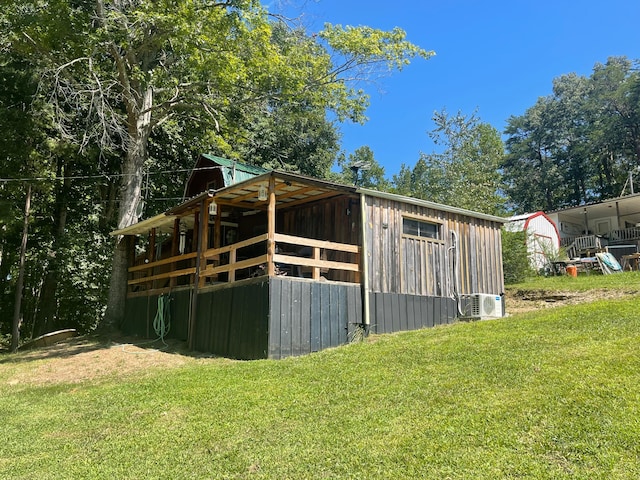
[122,289,190,341]
[123,277,361,360]
[193,280,270,359]
[369,293,456,334]
[268,278,362,359]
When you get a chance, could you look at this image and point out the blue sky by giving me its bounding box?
[279,0,640,178]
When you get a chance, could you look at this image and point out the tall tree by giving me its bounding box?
[394,110,505,215]
[503,56,640,212]
[503,98,569,212]
[589,57,640,190]
[4,0,433,328]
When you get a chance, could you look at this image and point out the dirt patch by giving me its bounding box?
[1,334,224,387]
[504,289,638,315]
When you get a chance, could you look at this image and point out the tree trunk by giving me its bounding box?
[103,87,153,329]
[11,184,32,352]
[33,162,69,337]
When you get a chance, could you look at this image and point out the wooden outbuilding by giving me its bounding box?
[112,165,507,359]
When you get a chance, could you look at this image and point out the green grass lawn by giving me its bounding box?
[1,276,639,479]
[508,270,640,293]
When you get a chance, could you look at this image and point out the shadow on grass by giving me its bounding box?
[0,332,206,365]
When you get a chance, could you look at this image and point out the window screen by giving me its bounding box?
[403,218,440,239]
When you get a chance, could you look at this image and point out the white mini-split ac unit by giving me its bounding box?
[463,293,503,319]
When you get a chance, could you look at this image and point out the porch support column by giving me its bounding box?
[171,218,180,256]
[214,204,221,248]
[188,200,206,350]
[583,208,589,235]
[149,228,156,262]
[199,200,210,287]
[149,227,157,290]
[170,218,179,288]
[266,175,276,277]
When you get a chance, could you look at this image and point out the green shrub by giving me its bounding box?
[502,228,535,284]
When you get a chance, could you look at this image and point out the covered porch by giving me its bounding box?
[111,171,364,358]
[548,194,640,260]
[114,172,362,294]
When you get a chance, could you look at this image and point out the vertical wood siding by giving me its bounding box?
[365,195,504,297]
[123,278,361,360]
[122,288,191,340]
[193,280,270,359]
[280,195,361,283]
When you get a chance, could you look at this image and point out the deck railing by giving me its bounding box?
[561,227,640,249]
[609,227,640,243]
[127,233,361,297]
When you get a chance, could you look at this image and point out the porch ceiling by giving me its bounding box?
[212,172,353,211]
[551,194,640,224]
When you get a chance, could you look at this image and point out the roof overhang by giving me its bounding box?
[110,213,178,236]
[112,171,508,236]
[170,171,357,215]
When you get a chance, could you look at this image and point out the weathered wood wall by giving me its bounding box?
[364,195,504,297]
[279,195,361,283]
[451,216,504,295]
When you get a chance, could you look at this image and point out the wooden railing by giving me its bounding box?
[609,227,640,243]
[561,227,640,253]
[127,233,361,297]
[200,233,269,283]
[564,235,602,259]
[273,233,360,282]
[128,252,198,296]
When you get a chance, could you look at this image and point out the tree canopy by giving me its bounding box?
[393,109,505,215]
[503,56,640,213]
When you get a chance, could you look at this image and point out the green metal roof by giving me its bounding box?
[200,154,269,187]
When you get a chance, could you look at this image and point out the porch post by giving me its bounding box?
[188,200,206,350]
[170,218,179,288]
[171,218,180,256]
[583,208,589,235]
[199,200,210,287]
[149,227,156,290]
[214,204,221,248]
[149,228,156,262]
[266,175,276,276]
